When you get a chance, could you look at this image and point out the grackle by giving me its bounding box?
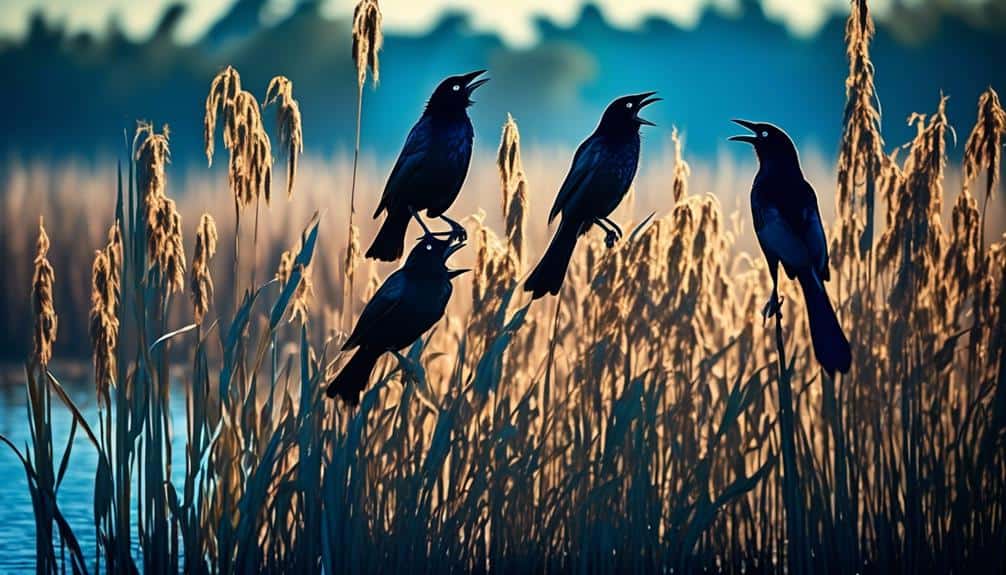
[327,220,467,405]
[524,92,660,300]
[366,70,488,261]
[730,119,851,376]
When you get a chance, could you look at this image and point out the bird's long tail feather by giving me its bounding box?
[326,347,383,405]
[797,270,851,376]
[524,220,578,300]
[366,208,410,261]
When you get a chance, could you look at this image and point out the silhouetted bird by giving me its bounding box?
[328,225,467,404]
[366,70,489,261]
[729,120,851,376]
[524,92,660,300]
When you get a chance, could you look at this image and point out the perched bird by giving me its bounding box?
[524,92,660,299]
[366,70,489,261]
[729,119,851,376]
[327,224,467,404]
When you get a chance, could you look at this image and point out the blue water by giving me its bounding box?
[0,373,188,572]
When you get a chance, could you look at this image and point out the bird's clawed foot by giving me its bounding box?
[603,229,619,249]
[761,294,784,325]
[410,208,467,243]
[439,214,468,243]
[595,217,623,249]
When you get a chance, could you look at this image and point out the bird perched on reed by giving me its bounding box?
[730,120,852,376]
[366,70,489,261]
[328,222,468,404]
[524,92,660,299]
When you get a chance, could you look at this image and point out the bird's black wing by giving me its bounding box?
[374,115,432,217]
[752,179,829,280]
[798,179,830,281]
[343,270,406,350]
[753,200,811,272]
[548,136,604,223]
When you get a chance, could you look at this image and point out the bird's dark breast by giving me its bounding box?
[385,279,453,351]
[418,121,473,217]
[579,138,639,220]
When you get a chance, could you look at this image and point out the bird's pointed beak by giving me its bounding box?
[634,91,661,126]
[447,268,470,279]
[462,69,490,95]
[444,240,466,259]
[728,119,759,143]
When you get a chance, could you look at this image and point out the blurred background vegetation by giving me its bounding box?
[2,0,1006,164]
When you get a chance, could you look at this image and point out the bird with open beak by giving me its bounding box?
[730,119,851,376]
[524,92,661,300]
[328,218,468,405]
[366,70,489,261]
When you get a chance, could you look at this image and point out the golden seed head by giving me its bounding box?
[191,213,218,324]
[32,216,57,367]
[204,66,242,167]
[497,114,528,266]
[90,249,119,406]
[670,126,690,204]
[352,0,383,88]
[264,76,304,199]
[135,122,171,203]
[963,87,1006,202]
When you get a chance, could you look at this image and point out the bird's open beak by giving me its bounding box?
[634,91,661,126]
[462,69,490,95]
[444,240,466,259]
[728,119,758,143]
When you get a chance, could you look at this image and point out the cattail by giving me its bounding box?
[264,76,304,199]
[963,87,1006,205]
[352,0,383,89]
[670,127,690,204]
[191,213,218,324]
[90,250,118,406]
[31,217,57,367]
[345,223,361,292]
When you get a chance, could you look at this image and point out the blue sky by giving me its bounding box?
[0,0,915,46]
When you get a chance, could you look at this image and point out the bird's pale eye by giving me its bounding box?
[426,244,433,250]
[761,131,769,138]
[625,102,634,109]
[452,84,460,92]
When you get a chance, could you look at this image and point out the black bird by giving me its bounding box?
[524,92,660,299]
[327,224,467,404]
[729,120,851,376]
[366,70,489,261]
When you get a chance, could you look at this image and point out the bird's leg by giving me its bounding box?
[602,217,624,240]
[593,218,619,249]
[409,206,435,237]
[761,262,784,325]
[438,213,468,243]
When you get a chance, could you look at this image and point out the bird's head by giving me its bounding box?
[598,92,661,133]
[404,232,468,280]
[428,70,489,112]
[728,120,799,165]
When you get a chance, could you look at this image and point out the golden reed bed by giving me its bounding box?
[1,1,1005,573]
